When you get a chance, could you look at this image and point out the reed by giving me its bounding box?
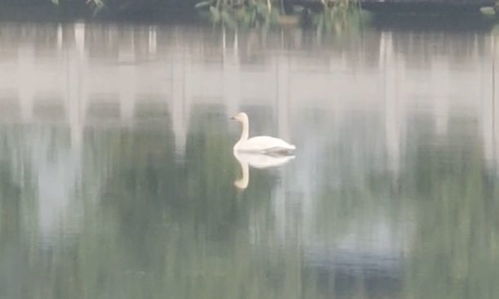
[195,0,360,28]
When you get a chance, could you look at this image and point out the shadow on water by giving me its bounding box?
[369,13,496,32]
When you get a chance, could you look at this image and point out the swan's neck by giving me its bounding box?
[234,160,249,190]
[237,118,249,144]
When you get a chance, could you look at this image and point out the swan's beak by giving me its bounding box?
[230,116,235,120]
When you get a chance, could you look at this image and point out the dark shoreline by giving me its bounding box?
[0,2,496,27]
[0,3,199,23]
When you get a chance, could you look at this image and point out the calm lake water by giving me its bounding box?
[0,20,499,298]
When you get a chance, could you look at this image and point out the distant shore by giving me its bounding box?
[0,0,496,24]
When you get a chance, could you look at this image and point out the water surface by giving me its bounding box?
[0,21,498,299]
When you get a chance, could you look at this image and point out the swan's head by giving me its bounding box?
[230,112,248,123]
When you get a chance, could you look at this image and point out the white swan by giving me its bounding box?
[230,112,296,155]
[234,151,295,190]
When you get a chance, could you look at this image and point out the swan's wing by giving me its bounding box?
[243,136,296,152]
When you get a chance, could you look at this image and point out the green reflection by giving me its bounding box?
[0,105,498,298]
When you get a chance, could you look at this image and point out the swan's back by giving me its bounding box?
[236,136,295,154]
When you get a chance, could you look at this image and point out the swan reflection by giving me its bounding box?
[233,151,295,190]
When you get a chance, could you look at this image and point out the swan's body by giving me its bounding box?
[235,136,295,154]
[231,112,295,155]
